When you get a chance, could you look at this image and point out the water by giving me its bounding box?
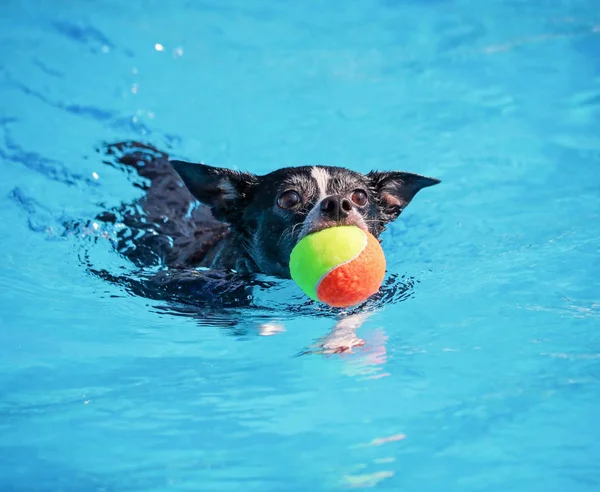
[1,0,599,490]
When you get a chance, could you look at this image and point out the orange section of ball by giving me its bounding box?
[316,231,386,308]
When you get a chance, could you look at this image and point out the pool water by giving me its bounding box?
[1,0,600,490]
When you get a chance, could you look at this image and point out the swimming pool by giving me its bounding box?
[1,0,599,489]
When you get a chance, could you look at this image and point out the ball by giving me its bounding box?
[289,226,386,308]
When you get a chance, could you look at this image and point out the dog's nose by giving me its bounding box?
[320,195,353,220]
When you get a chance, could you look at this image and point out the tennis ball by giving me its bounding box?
[289,226,386,308]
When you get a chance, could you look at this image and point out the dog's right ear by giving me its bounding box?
[171,160,259,224]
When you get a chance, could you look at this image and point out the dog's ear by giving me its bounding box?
[171,160,259,224]
[368,171,440,221]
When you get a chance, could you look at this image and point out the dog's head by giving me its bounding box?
[171,161,440,278]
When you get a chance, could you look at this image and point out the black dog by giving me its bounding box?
[92,141,439,351]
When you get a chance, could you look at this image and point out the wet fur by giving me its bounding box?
[93,141,439,352]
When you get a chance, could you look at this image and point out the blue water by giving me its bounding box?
[1,0,600,490]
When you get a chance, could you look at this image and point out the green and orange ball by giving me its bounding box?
[289,226,386,308]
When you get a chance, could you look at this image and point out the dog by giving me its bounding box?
[92,142,440,352]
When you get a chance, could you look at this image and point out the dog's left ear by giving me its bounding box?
[171,160,259,224]
[368,171,440,221]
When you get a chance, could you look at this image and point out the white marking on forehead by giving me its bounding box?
[311,167,330,200]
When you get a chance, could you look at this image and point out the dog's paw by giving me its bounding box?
[320,336,365,354]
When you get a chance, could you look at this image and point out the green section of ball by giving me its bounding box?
[289,226,367,301]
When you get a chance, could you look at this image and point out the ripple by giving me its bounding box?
[51,21,115,51]
[1,129,99,187]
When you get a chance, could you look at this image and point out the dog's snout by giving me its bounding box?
[320,195,352,220]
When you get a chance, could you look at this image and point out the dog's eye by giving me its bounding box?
[351,189,368,206]
[277,190,301,209]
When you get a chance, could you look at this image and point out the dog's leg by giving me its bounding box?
[302,311,372,355]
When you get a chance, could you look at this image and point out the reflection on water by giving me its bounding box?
[342,328,391,380]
